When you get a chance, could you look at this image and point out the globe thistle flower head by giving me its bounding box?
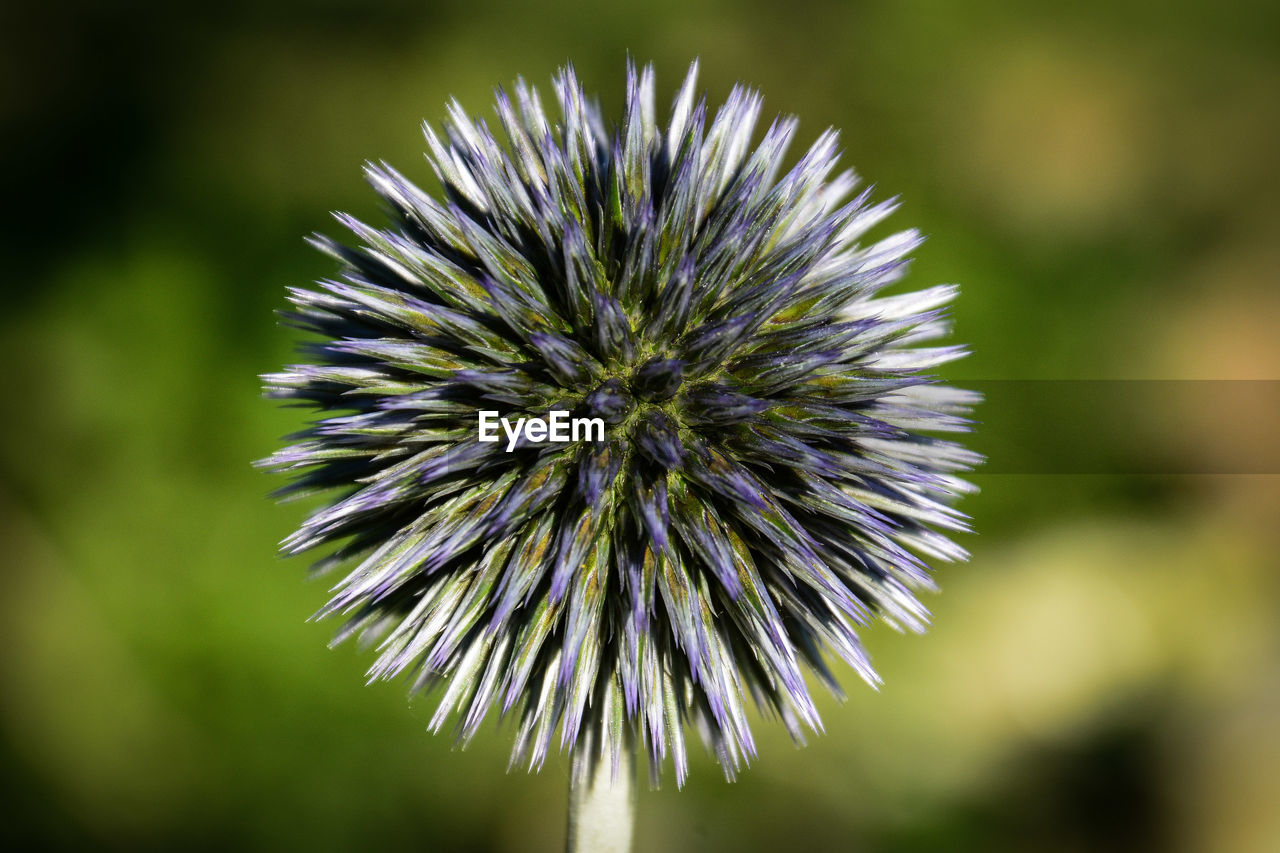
[261,61,980,786]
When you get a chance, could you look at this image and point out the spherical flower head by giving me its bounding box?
[260,61,980,786]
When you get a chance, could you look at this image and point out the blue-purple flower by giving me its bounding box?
[260,61,979,786]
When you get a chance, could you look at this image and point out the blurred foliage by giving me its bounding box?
[2,1,1278,850]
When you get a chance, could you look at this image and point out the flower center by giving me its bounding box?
[630,357,685,402]
[583,378,634,424]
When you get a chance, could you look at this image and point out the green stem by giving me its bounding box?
[566,750,635,853]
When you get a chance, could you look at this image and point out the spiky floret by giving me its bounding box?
[260,61,980,786]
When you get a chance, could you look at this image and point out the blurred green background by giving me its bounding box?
[2,1,1278,850]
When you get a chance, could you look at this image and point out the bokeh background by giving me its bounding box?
[3,1,1278,850]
